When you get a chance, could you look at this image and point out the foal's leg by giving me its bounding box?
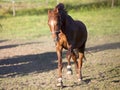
[66,44,73,75]
[71,53,78,74]
[78,52,84,82]
[56,45,63,87]
[66,53,73,75]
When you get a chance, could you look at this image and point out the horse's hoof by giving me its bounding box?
[56,82,63,87]
[74,80,86,86]
[78,79,86,85]
[56,78,63,87]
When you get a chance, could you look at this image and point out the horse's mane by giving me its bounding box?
[55,3,67,15]
[55,3,68,30]
[55,3,64,10]
[55,3,75,32]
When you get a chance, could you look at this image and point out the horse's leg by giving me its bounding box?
[56,46,63,87]
[66,44,73,75]
[71,53,78,74]
[66,52,73,75]
[77,52,84,82]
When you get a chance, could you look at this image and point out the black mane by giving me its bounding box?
[55,3,68,30]
[55,3,67,17]
[55,3,67,13]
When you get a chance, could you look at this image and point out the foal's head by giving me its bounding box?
[48,8,61,43]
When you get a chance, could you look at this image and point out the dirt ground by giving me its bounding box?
[0,35,120,90]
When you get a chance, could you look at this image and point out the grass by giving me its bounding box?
[73,7,120,36]
[0,15,48,39]
[0,6,120,40]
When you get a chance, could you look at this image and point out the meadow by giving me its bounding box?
[0,0,120,90]
[0,0,120,39]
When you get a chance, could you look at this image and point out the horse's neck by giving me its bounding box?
[60,15,75,46]
[61,15,74,34]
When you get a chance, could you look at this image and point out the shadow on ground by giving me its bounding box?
[0,41,120,78]
[0,52,58,77]
[0,40,8,43]
[0,41,41,50]
[86,42,120,53]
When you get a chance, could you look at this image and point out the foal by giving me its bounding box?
[48,3,87,87]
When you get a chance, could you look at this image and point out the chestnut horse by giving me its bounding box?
[48,3,87,87]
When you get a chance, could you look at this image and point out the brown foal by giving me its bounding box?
[48,3,87,87]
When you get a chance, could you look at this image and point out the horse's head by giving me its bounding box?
[48,8,61,43]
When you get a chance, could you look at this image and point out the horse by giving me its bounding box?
[48,3,87,87]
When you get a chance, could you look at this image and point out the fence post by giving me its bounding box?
[12,0,15,16]
[111,0,114,8]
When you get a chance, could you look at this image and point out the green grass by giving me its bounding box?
[0,6,120,40]
[70,7,120,36]
[0,15,49,39]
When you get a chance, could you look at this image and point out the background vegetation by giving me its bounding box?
[0,0,120,40]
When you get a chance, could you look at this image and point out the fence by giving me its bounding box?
[0,0,119,16]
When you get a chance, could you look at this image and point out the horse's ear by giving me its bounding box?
[48,10,51,15]
[54,8,59,13]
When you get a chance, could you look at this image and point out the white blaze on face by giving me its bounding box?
[50,20,54,27]
[50,20,56,28]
